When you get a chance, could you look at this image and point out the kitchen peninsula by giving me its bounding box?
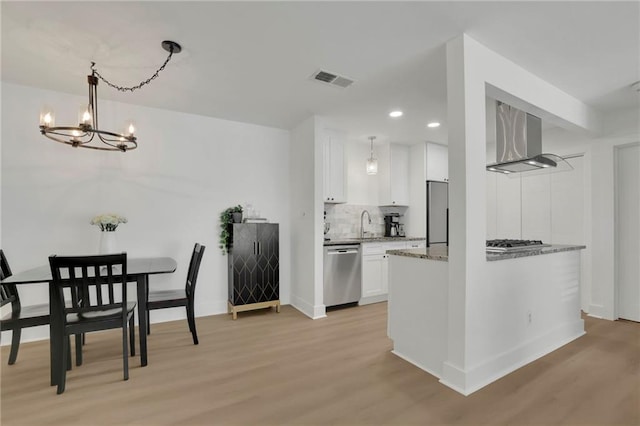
[386,244,586,394]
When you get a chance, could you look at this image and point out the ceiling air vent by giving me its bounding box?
[310,69,354,89]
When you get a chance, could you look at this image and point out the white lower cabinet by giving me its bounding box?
[360,240,424,305]
[361,253,388,302]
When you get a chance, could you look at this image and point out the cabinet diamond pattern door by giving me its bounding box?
[228,223,280,318]
[257,224,279,302]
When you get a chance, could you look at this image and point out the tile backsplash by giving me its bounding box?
[324,204,406,240]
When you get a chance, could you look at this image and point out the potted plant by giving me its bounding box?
[219,205,243,254]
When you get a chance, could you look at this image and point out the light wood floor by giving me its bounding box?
[1,303,638,425]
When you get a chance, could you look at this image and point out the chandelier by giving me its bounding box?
[39,40,182,152]
[366,136,378,175]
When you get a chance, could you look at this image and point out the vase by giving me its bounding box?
[232,212,243,223]
[99,231,118,254]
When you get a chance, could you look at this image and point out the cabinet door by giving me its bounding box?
[389,144,409,205]
[362,254,385,298]
[323,130,346,203]
[426,143,448,182]
[323,138,331,202]
[381,254,389,294]
[329,136,346,202]
[230,224,258,305]
[256,223,279,302]
[379,143,409,206]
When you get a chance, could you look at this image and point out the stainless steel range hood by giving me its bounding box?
[487,101,560,174]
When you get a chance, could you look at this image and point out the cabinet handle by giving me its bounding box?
[253,242,256,255]
[257,241,261,255]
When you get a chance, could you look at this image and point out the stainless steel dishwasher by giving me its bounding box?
[323,244,361,307]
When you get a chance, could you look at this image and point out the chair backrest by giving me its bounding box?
[0,249,19,310]
[49,253,128,322]
[185,243,205,298]
[1,249,13,280]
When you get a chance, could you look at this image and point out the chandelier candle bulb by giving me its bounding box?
[80,109,92,126]
[39,110,54,127]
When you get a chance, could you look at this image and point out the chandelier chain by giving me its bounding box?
[90,47,175,93]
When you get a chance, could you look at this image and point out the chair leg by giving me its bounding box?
[129,315,136,357]
[66,337,72,371]
[146,308,151,335]
[186,302,198,345]
[57,335,68,394]
[122,322,129,381]
[75,334,83,366]
[8,327,21,365]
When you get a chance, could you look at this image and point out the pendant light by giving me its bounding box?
[39,40,182,152]
[366,136,378,175]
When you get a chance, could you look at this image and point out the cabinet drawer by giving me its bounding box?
[385,242,408,252]
[406,240,426,249]
[362,241,408,255]
[362,243,385,256]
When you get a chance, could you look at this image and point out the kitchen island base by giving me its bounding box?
[387,245,585,395]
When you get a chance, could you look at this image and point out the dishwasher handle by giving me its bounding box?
[327,248,359,255]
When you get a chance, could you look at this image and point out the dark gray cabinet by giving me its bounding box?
[227,223,280,319]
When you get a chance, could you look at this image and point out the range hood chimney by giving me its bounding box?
[486,101,558,174]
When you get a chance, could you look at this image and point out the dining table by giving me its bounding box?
[0,256,177,386]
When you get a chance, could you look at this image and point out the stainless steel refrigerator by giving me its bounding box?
[426,180,448,247]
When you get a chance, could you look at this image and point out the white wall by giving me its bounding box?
[1,82,291,343]
[444,34,599,395]
[289,116,325,319]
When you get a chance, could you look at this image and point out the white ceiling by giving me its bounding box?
[2,1,639,145]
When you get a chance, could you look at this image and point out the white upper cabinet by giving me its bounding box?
[323,129,346,203]
[426,142,448,182]
[379,143,410,206]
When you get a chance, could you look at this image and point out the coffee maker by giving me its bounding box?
[384,213,404,237]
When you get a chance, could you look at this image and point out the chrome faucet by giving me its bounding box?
[360,210,372,239]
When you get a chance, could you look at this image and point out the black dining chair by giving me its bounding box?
[0,249,52,365]
[146,243,205,344]
[49,252,136,394]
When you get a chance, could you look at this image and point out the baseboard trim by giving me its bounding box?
[391,350,442,380]
[588,304,612,320]
[359,294,388,306]
[441,320,585,396]
[290,294,326,319]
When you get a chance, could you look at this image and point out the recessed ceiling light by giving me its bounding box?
[427,122,440,128]
[389,110,403,118]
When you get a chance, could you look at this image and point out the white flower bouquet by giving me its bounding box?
[90,214,128,232]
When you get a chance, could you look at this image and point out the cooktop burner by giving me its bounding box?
[486,239,551,252]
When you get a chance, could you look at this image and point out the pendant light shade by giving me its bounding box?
[366,136,378,175]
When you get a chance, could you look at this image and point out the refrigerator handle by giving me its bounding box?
[426,181,430,247]
[446,208,449,246]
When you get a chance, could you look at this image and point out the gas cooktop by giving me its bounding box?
[486,239,551,252]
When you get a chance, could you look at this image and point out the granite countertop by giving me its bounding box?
[387,244,586,262]
[324,236,426,246]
